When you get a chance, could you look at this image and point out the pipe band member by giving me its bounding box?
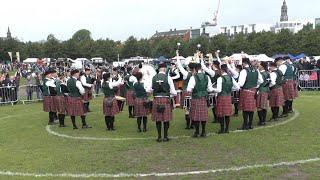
[67,69,92,129]
[237,58,263,130]
[133,72,149,132]
[102,72,123,131]
[42,68,57,125]
[212,64,240,134]
[80,66,94,112]
[187,63,214,138]
[256,62,270,126]
[124,66,137,118]
[150,62,177,142]
[55,73,68,127]
[269,62,285,121]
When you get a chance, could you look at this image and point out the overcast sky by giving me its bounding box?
[0,0,318,42]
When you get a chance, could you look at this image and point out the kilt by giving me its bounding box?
[239,88,257,112]
[134,98,149,117]
[152,97,172,122]
[180,90,191,109]
[54,96,66,114]
[269,87,284,107]
[256,92,269,110]
[103,97,120,116]
[82,88,93,102]
[43,96,55,112]
[126,90,135,106]
[293,81,299,98]
[282,80,295,100]
[190,97,208,122]
[216,96,233,118]
[67,97,86,116]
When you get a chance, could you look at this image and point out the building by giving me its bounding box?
[0,27,12,40]
[315,18,320,28]
[220,24,272,36]
[280,0,288,22]
[152,27,202,41]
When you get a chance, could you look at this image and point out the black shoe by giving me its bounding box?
[73,126,78,130]
[248,126,254,130]
[59,125,66,128]
[163,138,170,142]
[137,129,142,133]
[185,127,190,130]
[279,114,288,118]
[82,125,92,129]
[190,126,194,129]
[156,138,162,142]
[48,122,55,125]
[224,129,229,134]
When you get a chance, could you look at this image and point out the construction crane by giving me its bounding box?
[201,0,221,35]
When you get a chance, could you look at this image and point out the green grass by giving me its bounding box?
[0,92,319,179]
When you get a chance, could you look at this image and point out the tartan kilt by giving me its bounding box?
[293,81,299,98]
[190,97,208,122]
[282,80,295,100]
[134,98,149,117]
[180,90,191,109]
[103,97,120,116]
[54,96,66,114]
[43,96,55,112]
[269,87,284,107]
[126,90,135,106]
[82,88,93,102]
[239,88,257,112]
[67,97,86,116]
[216,96,233,118]
[152,97,172,122]
[256,92,269,110]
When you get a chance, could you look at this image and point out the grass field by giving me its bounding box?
[0,92,319,179]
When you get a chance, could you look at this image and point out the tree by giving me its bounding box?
[121,36,139,58]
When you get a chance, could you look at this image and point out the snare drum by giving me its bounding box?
[183,96,192,110]
[208,93,217,107]
[115,96,126,111]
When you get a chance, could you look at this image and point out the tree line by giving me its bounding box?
[0,25,319,62]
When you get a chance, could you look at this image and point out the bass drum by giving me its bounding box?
[139,64,157,91]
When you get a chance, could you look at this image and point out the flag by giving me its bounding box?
[16,52,20,62]
[8,52,13,62]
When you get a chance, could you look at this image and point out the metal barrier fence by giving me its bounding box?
[298,70,320,90]
[0,86,19,106]
[18,85,43,104]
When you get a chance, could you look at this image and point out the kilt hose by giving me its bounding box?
[82,88,93,102]
[134,98,149,117]
[216,96,233,118]
[239,88,257,112]
[152,97,172,122]
[103,97,120,116]
[54,96,66,114]
[66,97,86,116]
[269,87,284,108]
[190,97,208,122]
[282,80,296,101]
[256,92,269,110]
[180,90,191,109]
[43,96,56,112]
[126,90,135,106]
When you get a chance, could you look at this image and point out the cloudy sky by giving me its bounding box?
[0,0,318,42]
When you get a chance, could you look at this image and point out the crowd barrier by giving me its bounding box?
[0,86,19,106]
[298,70,320,90]
[18,85,43,104]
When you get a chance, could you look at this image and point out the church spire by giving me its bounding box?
[7,27,12,39]
[280,0,288,22]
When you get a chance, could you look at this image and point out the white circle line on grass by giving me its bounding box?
[0,157,318,178]
[46,110,300,141]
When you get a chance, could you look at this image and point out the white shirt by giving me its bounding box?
[45,78,56,88]
[176,59,189,80]
[269,70,277,87]
[227,63,239,79]
[101,77,122,89]
[148,72,177,96]
[170,68,180,80]
[129,75,138,84]
[237,66,264,88]
[278,64,287,75]
[73,77,85,95]
[212,73,240,93]
[201,60,215,77]
[187,71,214,93]
[80,75,93,88]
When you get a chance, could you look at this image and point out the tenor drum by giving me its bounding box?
[115,96,126,111]
[183,96,192,110]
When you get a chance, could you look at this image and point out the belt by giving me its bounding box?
[154,96,170,98]
[242,89,255,94]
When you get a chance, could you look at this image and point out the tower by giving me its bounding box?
[7,27,12,39]
[280,0,288,22]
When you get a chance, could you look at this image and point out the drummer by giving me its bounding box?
[175,50,196,129]
[101,72,123,131]
[80,67,94,112]
[124,67,137,118]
